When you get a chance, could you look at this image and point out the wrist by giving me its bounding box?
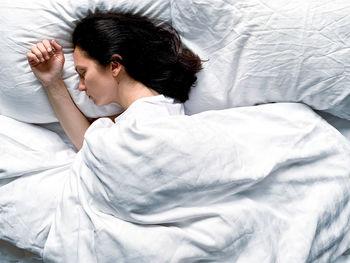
[42,78,70,100]
[43,78,65,89]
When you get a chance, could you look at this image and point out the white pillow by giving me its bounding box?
[172,0,350,120]
[0,0,170,123]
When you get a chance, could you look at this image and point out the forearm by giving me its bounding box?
[44,79,90,150]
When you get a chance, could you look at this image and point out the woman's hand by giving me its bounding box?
[27,40,90,150]
[26,40,65,87]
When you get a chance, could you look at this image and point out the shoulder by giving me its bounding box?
[114,95,184,123]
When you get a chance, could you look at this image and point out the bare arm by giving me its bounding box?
[43,79,90,150]
[27,40,89,150]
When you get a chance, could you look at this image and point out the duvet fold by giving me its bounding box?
[40,103,350,262]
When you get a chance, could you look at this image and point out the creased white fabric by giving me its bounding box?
[40,103,350,262]
[0,115,75,256]
[174,0,350,120]
[1,0,350,122]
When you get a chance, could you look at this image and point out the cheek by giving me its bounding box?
[101,75,116,93]
[85,75,98,91]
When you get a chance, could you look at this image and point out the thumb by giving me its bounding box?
[51,40,63,54]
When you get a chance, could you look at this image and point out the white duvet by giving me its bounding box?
[1,103,350,262]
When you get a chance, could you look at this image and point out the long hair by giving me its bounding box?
[72,12,202,102]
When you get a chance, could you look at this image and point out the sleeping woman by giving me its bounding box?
[16,10,350,263]
[26,11,202,150]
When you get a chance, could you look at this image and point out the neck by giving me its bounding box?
[116,75,159,109]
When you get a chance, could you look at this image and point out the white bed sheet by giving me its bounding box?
[316,111,350,142]
[38,110,350,151]
[1,103,350,262]
[1,0,349,261]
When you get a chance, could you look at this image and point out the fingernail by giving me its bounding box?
[45,56,50,60]
[41,58,45,62]
[48,48,52,52]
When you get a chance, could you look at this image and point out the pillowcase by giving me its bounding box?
[0,0,170,123]
[171,0,350,120]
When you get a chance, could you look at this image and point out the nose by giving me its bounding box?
[78,80,86,92]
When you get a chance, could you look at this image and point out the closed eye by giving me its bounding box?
[75,66,87,77]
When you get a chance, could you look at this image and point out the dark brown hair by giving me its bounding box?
[72,11,202,102]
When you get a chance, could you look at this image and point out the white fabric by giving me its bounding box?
[0,0,170,123]
[317,111,350,142]
[114,95,184,123]
[1,0,350,123]
[35,103,350,262]
[0,95,182,258]
[0,115,75,256]
[1,102,350,261]
[173,0,350,120]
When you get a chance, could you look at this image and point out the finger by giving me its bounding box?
[31,46,45,62]
[37,42,50,61]
[51,40,63,53]
[42,39,53,56]
[26,52,40,65]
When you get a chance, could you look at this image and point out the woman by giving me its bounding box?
[26,12,202,150]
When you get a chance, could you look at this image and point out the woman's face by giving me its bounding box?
[73,47,117,106]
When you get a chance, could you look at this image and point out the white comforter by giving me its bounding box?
[1,103,350,262]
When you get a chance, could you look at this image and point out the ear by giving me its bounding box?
[110,54,123,77]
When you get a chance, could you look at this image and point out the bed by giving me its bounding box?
[0,0,350,262]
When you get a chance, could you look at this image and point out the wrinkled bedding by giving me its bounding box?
[317,111,350,141]
[1,0,350,123]
[0,116,75,258]
[1,0,350,261]
[2,103,349,262]
[176,0,350,120]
